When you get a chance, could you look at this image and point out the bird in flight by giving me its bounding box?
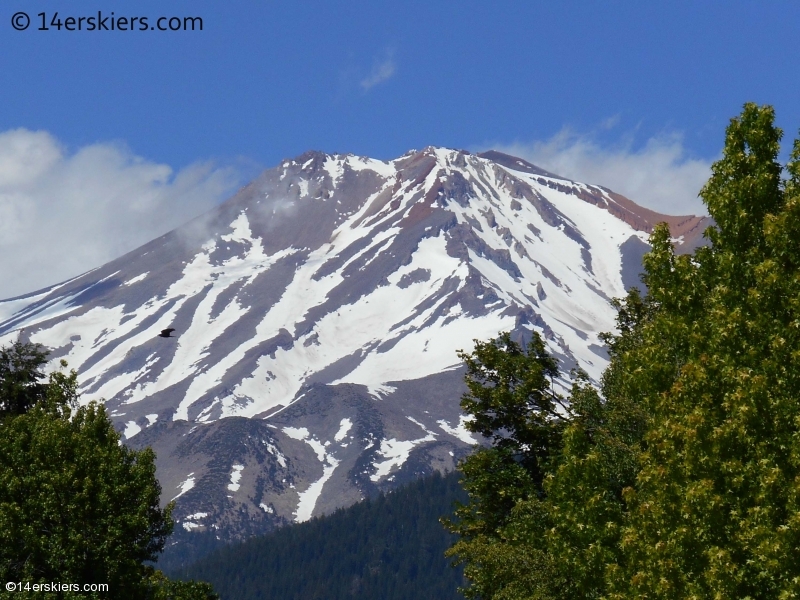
[158,328,176,338]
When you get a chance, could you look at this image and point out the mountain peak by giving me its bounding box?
[0,147,713,543]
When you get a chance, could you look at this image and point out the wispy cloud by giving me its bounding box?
[360,51,396,91]
[0,128,245,299]
[487,127,714,217]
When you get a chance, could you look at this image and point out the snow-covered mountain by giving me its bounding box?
[0,148,710,551]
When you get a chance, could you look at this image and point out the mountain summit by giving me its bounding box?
[0,148,711,551]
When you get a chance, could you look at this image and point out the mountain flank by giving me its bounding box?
[0,147,712,552]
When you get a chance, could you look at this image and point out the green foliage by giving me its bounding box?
[0,342,217,600]
[452,332,569,529]
[609,103,800,598]
[0,340,49,418]
[175,470,467,600]
[444,332,564,599]
[148,570,219,599]
[447,104,800,599]
[443,333,583,599]
[458,332,567,457]
[446,330,647,600]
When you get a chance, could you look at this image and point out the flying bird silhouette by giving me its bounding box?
[158,328,176,338]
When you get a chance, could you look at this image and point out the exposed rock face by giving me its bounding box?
[0,148,712,548]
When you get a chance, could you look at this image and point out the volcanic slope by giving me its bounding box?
[0,147,711,549]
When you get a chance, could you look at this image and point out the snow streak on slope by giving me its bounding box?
[370,417,438,482]
[284,426,341,522]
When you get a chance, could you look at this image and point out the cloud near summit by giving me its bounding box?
[0,128,244,300]
[488,128,713,217]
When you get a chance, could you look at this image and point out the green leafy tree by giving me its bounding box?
[607,104,800,598]
[0,343,218,599]
[446,104,800,599]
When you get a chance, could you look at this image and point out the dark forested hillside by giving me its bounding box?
[172,470,468,600]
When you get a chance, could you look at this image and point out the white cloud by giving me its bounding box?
[360,52,396,91]
[0,128,244,299]
[488,128,713,217]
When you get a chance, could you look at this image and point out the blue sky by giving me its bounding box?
[1,0,799,297]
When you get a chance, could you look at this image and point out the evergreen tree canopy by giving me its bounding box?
[445,332,610,599]
[176,471,467,600]
[0,340,49,418]
[450,332,570,540]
